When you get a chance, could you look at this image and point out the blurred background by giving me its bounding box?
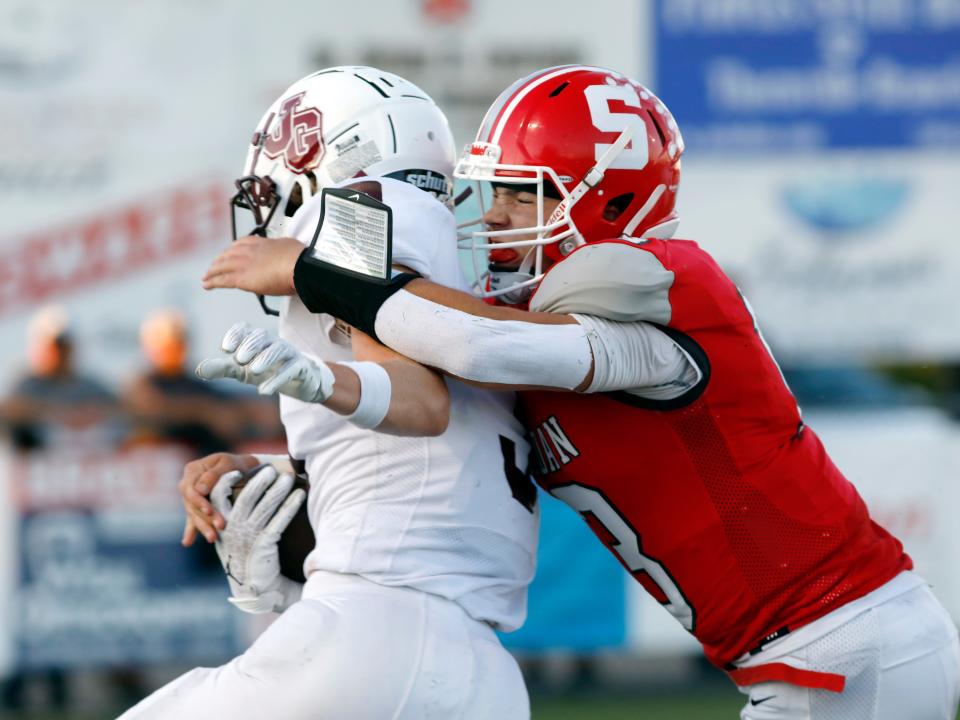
[1,0,959,717]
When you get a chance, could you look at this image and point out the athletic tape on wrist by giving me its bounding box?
[338,361,392,429]
[251,454,294,475]
[228,576,303,614]
[293,247,418,341]
[229,591,283,615]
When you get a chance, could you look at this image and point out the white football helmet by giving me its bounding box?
[231,66,456,242]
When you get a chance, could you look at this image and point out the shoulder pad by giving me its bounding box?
[529,242,674,323]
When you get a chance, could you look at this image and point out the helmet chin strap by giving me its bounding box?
[562,125,636,211]
[489,247,539,305]
[488,272,535,305]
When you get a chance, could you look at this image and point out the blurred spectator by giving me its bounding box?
[1,305,123,453]
[0,311,280,716]
[0,305,125,711]
[122,308,244,455]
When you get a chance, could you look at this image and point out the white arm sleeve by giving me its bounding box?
[572,313,703,398]
[374,291,593,389]
[373,290,700,395]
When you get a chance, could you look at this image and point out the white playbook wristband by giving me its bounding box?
[338,361,392,429]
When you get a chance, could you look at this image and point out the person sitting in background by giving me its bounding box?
[2,304,121,453]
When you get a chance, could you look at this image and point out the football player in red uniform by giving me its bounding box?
[200,65,960,719]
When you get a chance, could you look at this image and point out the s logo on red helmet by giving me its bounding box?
[262,93,324,173]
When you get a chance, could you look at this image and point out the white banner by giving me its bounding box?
[0,0,645,385]
[680,152,960,363]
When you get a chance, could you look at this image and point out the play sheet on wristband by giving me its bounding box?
[307,186,393,282]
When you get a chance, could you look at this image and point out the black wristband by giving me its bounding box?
[293,247,419,341]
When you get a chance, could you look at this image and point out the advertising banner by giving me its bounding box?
[1,446,245,670]
[655,0,960,152]
[654,0,960,361]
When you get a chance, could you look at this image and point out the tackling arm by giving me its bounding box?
[402,278,575,326]
[293,253,697,394]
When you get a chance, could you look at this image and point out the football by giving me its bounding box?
[230,464,314,583]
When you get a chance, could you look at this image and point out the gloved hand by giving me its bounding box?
[209,465,306,613]
[196,322,335,403]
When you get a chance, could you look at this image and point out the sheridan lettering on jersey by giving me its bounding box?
[531,415,580,474]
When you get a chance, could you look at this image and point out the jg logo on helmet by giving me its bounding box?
[261,93,325,174]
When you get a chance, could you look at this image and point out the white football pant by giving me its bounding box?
[738,582,960,719]
[117,571,529,720]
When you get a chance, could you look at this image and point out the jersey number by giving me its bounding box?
[584,84,649,170]
[499,435,537,513]
[551,483,695,632]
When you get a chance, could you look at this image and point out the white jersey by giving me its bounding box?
[279,177,539,631]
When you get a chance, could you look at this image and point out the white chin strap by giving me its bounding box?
[560,124,636,213]
[489,247,539,304]
[640,217,680,240]
[488,271,535,304]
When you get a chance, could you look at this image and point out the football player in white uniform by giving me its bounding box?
[119,68,538,720]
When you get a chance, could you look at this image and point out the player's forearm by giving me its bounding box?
[293,250,576,340]
[324,361,449,436]
[322,363,362,415]
[291,252,593,390]
[403,278,576,325]
[292,250,695,393]
[273,575,304,612]
[374,293,701,395]
[375,361,449,436]
[375,290,596,391]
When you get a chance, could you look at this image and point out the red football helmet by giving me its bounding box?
[455,65,683,301]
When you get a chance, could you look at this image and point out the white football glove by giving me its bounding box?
[196,322,335,403]
[209,465,306,614]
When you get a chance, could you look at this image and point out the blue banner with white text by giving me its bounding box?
[655,0,960,152]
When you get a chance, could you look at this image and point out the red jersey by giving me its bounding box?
[521,238,910,668]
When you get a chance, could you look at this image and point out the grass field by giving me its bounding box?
[0,691,756,720]
[4,697,960,719]
[533,691,745,719]
[4,689,959,719]
[5,695,747,720]
[532,691,960,719]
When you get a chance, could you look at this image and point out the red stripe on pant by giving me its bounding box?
[727,663,846,693]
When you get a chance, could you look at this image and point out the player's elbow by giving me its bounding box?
[382,381,450,437]
[416,387,450,436]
